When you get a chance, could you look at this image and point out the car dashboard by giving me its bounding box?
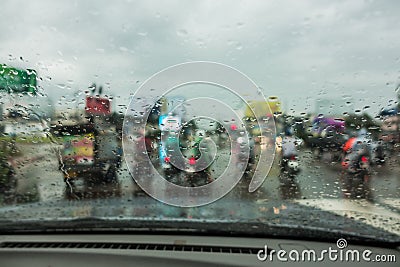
[0,234,398,267]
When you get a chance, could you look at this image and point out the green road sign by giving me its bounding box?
[0,64,37,95]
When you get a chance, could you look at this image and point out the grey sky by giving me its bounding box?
[0,0,399,116]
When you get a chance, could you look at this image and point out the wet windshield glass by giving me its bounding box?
[0,0,399,242]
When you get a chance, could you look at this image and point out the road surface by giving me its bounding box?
[1,142,399,235]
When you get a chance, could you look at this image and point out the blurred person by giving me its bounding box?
[281,128,298,156]
[278,127,299,173]
[341,129,373,199]
[341,128,371,174]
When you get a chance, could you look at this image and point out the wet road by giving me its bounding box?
[6,143,400,202]
[2,143,400,235]
[261,149,400,201]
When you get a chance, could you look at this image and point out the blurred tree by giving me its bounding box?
[344,113,380,137]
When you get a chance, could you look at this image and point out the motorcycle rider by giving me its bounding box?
[185,129,213,186]
[341,128,371,173]
[341,128,373,199]
[278,127,299,172]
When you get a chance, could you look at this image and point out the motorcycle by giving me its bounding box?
[341,153,372,199]
[162,156,181,183]
[281,155,301,177]
[279,154,301,200]
[369,141,385,166]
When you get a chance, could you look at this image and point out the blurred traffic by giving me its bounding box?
[0,68,399,209]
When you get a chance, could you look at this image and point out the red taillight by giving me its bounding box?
[341,161,349,168]
[361,156,368,163]
[164,157,170,163]
[189,157,196,165]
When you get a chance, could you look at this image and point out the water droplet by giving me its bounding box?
[177,29,188,36]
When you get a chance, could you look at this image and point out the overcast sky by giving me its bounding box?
[1,0,399,116]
